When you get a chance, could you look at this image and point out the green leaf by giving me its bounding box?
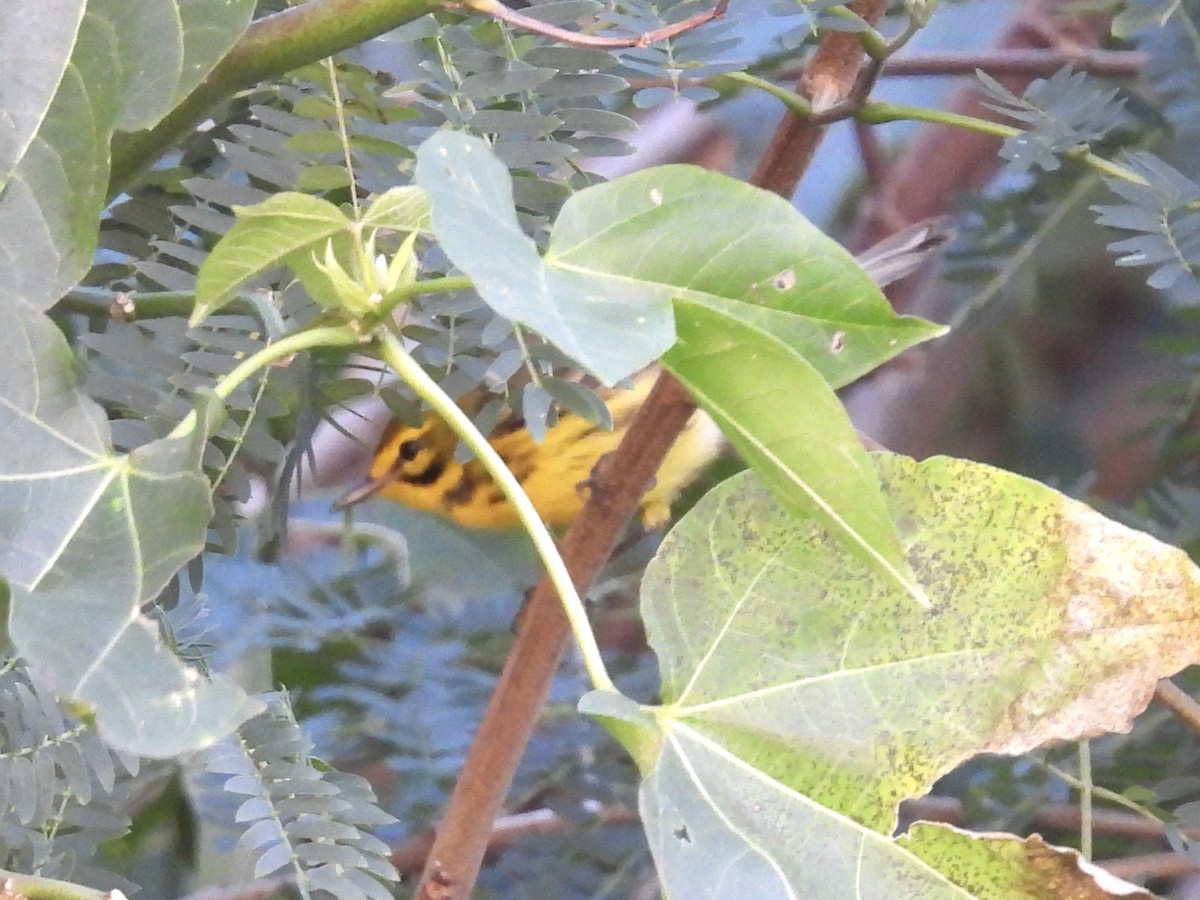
[633,458,1200,898]
[415,131,678,385]
[194,188,434,323]
[549,164,944,388]
[193,193,352,323]
[294,163,354,192]
[0,0,254,309]
[0,303,261,757]
[539,377,613,429]
[360,185,433,234]
[665,302,927,607]
[416,133,939,386]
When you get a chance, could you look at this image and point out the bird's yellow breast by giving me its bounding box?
[354,370,723,529]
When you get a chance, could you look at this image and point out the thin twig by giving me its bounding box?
[467,0,729,49]
[879,47,1144,78]
[393,804,638,874]
[750,0,888,197]
[624,46,1144,92]
[1155,679,1200,740]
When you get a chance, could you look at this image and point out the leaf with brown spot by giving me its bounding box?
[901,826,1153,899]
[597,453,1200,898]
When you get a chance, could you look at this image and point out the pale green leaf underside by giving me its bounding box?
[416,131,677,385]
[644,729,970,900]
[638,458,1200,898]
[0,302,261,757]
[0,0,253,309]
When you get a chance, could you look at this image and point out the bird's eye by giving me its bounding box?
[397,438,423,463]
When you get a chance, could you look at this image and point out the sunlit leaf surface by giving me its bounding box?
[416,133,940,387]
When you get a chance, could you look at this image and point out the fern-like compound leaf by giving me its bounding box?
[1093,151,1200,302]
[978,67,1128,174]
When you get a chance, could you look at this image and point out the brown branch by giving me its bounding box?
[469,0,729,48]
[751,0,888,198]
[394,804,638,874]
[1155,679,1200,740]
[899,795,967,826]
[414,374,700,900]
[855,119,890,191]
[1100,851,1196,882]
[414,5,891,897]
[1037,804,1170,840]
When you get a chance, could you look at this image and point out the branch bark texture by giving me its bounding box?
[414,1,889,895]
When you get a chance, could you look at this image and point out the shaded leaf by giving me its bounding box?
[978,67,1127,175]
[193,697,399,893]
[1093,151,1200,302]
[0,302,260,757]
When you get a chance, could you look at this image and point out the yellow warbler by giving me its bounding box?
[338,368,723,529]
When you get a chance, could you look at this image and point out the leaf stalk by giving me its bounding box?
[373,330,617,694]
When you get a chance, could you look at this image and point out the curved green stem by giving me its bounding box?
[375,329,617,694]
[857,99,1022,136]
[1037,758,1164,825]
[169,323,362,440]
[1078,739,1093,861]
[54,288,285,336]
[376,275,474,320]
[723,72,812,117]
[859,101,1151,186]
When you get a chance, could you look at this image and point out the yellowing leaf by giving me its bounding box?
[901,825,1152,899]
[629,455,1200,898]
